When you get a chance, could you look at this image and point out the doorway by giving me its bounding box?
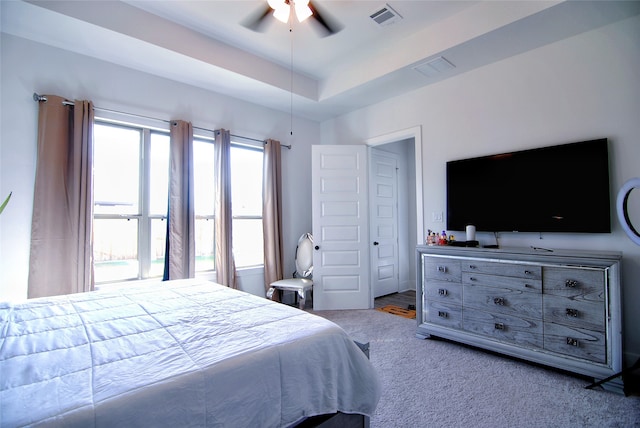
[310,127,423,310]
[369,139,417,297]
[367,127,423,304]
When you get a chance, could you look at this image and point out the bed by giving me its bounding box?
[0,279,380,427]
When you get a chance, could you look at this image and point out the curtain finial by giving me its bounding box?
[33,93,47,103]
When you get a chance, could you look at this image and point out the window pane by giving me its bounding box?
[194,139,215,272]
[150,133,170,216]
[231,146,263,216]
[232,218,263,267]
[195,218,215,272]
[194,140,215,216]
[94,218,139,282]
[149,218,167,278]
[94,124,140,215]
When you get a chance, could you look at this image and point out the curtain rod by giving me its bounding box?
[33,93,291,149]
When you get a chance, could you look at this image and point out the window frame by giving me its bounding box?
[93,120,170,283]
[229,141,265,269]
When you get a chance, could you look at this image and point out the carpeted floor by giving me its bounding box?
[313,308,640,428]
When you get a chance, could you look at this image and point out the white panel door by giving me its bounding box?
[312,145,370,310]
[370,150,399,298]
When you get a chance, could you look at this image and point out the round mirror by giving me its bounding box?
[616,177,640,246]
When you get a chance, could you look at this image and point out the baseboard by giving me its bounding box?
[399,279,416,293]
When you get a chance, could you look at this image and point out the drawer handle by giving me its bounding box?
[566,308,579,317]
[438,311,449,319]
[438,288,448,297]
[493,297,505,306]
[494,322,505,330]
[469,277,477,282]
[566,337,580,347]
[437,266,447,273]
[468,265,477,269]
[565,279,579,288]
[524,270,533,275]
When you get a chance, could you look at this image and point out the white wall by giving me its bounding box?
[2,11,639,364]
[0,34,318,300]
[321,15,640,364]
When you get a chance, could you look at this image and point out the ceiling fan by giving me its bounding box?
[243,0,343,37]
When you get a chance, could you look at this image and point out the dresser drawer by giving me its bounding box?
[423,300,462,329]
[463,308,543,348]
[463,284,543,320]
[462,260,541,280]
[543,322,606,364]
[543,294,605,332]
[463,272,541,293]
[423,257,461,283]
[424,280,462,304]
[543,267,605,300]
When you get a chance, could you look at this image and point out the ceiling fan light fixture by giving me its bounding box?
[267,0,285,9]
[245,0,341,36]
[272,5,290,23]
[267,0,312,24]
[295,0,312,22]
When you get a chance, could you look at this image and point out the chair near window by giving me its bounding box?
[267,233,314,309]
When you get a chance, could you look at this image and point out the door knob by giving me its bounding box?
[314,245,320,250]
[373,241,379,245]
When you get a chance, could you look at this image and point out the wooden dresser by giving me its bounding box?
[416,245,623,393]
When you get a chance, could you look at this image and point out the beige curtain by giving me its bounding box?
[28,96,94,298]
[164,120,195,280]
[262,139,284,298]
[214,129,237,288]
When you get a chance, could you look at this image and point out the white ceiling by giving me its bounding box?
[3,0,640,121]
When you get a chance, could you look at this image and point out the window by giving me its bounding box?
[93,123,170,282]
[193,139,215,272]
[230,145,264,267]
[93,121,264,284]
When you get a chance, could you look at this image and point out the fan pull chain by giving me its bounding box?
[290,23,294,139]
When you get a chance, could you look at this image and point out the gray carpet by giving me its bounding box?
[313,309,640,428]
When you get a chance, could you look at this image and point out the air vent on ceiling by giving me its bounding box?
[370,4,403,26]
[414,56,456,78]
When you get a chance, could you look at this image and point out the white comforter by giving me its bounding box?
[0,279,380,427]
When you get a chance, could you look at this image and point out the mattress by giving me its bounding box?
[0,279,380,427]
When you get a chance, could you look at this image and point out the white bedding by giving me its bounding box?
[0,279,380,427]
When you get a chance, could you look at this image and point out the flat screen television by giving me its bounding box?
[446,138,611,234]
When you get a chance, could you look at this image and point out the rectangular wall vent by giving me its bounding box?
[370,4,403,26]
[414,56,456,78]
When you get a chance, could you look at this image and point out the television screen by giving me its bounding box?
[446,138,611,233]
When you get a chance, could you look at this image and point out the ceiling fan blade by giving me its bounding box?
[242,4,273,32]
[308,1,343,37]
